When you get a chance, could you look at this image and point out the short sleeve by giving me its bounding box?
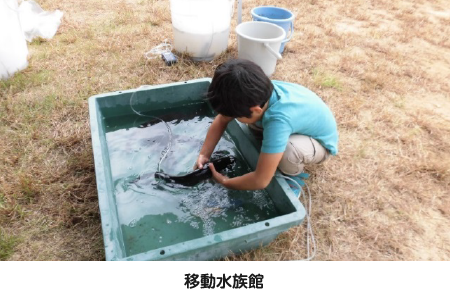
[261,117,292,154]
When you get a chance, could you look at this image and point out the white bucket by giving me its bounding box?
[235,21,286,77]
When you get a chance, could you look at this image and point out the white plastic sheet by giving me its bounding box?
[0,0,29,80]
[18,0,63,42]
[0,0,63,80]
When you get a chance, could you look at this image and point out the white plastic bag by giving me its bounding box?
[0,0,29,80]
[18,0,63,42]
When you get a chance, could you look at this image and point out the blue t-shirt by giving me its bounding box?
[260,80,338,155]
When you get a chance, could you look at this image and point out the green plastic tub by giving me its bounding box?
[88,78,305,260]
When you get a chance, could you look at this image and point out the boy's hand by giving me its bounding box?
[209,163,229,186]
[193,154,210,170]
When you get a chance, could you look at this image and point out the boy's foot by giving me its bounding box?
[285,173,309,197]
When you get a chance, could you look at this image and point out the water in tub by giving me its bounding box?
[104,103,279,256]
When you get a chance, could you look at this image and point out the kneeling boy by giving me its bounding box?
[195,59,338,191]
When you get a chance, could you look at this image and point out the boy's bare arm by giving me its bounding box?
[209,152,284,190]
[195,114,233,169]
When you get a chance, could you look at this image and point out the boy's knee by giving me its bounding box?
[279,149,305,175]
[278,135,329,175]
[278,136,308,175]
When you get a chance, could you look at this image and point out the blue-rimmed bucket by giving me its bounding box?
[251,6,294,53]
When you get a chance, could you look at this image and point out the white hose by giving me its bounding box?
[277,174,317,261]
[129,90,172,173]
[144,39,172,60]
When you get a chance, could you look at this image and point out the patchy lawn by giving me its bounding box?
[0,0,449,260]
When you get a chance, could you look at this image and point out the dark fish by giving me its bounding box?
[154,156,235,186]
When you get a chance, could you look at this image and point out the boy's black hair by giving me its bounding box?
[206,59,273,118]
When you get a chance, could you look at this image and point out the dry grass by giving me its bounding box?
[1,0,449,260]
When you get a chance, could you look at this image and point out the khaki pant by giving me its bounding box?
[249,123,330,176]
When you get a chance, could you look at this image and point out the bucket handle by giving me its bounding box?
[264,43,282,60]
[282,21,294,44]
